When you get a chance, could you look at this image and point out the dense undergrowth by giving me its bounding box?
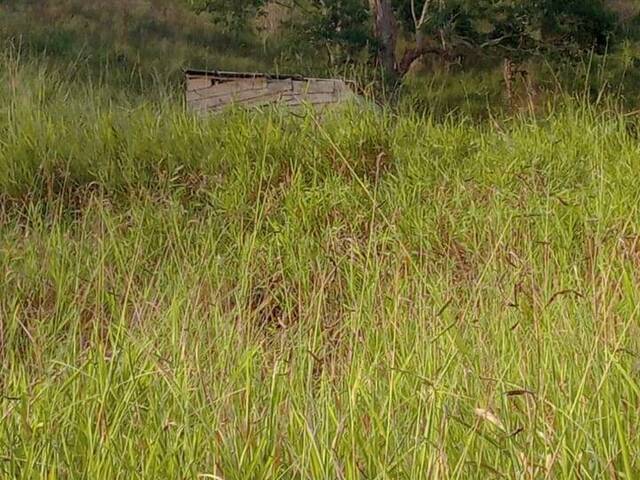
[1,53,640,478]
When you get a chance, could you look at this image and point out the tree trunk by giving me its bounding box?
[503,58,514,108]
[368,0,397,77]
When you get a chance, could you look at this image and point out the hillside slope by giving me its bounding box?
[0,0,276,80]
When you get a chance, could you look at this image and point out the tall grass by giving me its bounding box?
[1,57,640,479]
[0,0,284,84]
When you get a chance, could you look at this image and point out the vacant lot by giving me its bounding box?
[1,58,639,479]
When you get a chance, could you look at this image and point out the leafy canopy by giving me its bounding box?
[188,0,268,28]
[191,0,619,62]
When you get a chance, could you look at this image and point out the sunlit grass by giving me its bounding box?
[1,58,639,479]
[0,0,278,81]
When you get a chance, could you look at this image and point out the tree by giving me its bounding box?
[390,0,617,74]
[301,0,433,78]
[188,0,268,30]
[369,0,398,76]
[393,0,446,74]
[293,0,373,63]
[188,0,619,81]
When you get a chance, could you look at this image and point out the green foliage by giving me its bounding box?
[483,0,616,55]
[286,0,624,76]
[189,0,268,29]
[1,0,635,82]
[543,0,617,48]
[0,0,279,82]
[288,0,373,63]
[2,55,640,478]
[393,0,618,58]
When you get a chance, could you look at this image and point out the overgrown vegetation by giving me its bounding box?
[0,0,281,83]
[2,1,640,478]
[2,47,640,478]
[5,0,640,115]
